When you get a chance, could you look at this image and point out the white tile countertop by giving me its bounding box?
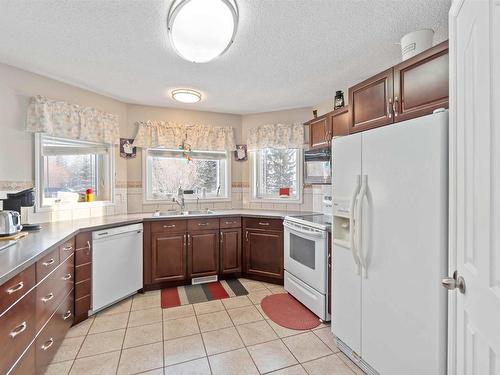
[0,209,317,285]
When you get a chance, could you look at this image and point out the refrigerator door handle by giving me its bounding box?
[356,175,368,278]
[349,175,362,274]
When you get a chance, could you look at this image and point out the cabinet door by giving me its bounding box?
[244,230,283,281]
[349,68,394,133]
[220,228,242,274]
[393,41,449,122]
[151,233,187,283]
[308,115,331,149]
[188,231,219,278]
[329,106,350,136]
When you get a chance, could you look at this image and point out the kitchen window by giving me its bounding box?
[35,134,114,209]
[251,148,302,202]
[144,148,229,201]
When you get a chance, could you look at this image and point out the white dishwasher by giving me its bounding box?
[91,223,143,313]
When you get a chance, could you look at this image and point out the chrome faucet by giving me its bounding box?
[172,187,186,211]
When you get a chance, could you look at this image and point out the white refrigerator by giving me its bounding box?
[331,111,448,375]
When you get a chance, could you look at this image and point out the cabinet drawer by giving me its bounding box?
[75,231,91,251]
[59,238,75,262]
[36,248,61,283]
[0,290,35,375]
[219,217,241,229]
[75,242,92,266]
[188,218,219,231]
[0,264,35,316]
[151,220,187,234]
[35,292,74,374]
[75,279,91,300]
[9,343,35,375]
[75,295,91,322]
[36,255,74,331]
[244,217,283,231]
[75,262,91,282]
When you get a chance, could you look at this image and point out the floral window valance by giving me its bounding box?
[26,95,120,144]
[133,120,236,151]
[247,123,305,150]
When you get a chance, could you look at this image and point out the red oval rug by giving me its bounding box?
[261,293,320,330]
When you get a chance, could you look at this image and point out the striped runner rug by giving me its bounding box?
[161,279,248,309]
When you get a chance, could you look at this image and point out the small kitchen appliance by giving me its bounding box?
[1,188,41,231]
[0,211,23,237]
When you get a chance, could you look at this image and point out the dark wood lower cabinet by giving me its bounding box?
[151,232,187,283]
[9,344,35,375]
[74,232,91,324]
[188,230,219,278]
[220,228,242,274]
[244,229,284,281]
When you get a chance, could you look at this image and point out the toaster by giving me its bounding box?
[0,211,23,237]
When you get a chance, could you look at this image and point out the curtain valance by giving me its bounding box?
[26,95,120,144]
[247,123,305,150]
[133,120,236,151]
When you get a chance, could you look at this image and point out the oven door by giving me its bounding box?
[283,220,327,294]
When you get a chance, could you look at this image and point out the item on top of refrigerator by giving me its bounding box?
[334,90,345,109]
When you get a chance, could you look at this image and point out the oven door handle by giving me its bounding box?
[283,222,326,239]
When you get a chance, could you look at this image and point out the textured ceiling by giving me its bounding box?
[0,0,450,114]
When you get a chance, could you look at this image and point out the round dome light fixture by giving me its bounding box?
[167,0,238,63]
[171,89,202,103]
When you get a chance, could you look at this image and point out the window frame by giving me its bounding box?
[35,134,115,212]
[249,148,303,204]
[142,148,232,204]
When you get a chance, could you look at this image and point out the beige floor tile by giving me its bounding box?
[337,352,366,375]
[247,289,272,304]
[266,319,307,338]
[259,281,283,289]
[139,369,164,375]
[313,327,339,352]
[89,312,129,334]
[221,295,252,310]
[236,320,278,346]
[193,299,225,315]
[248,339,298,373]
[123,322,163,348]
[302,354,354,375]
[269,287,287,294]
[311,321,331,331]
[227,305,263,325]
[164,334,206,366]
[202,326,244,355]
[283,332,332,363]
[128,307,163,327]
[69,350,121,375]
[98,298,132,316]
[164,316,200,340]
[197,310,233,332]
[117,342,164,375]
[66,317,94,338]
[268,364,308,375]
[131,294,161,311]
[239,280,268,291]
[209,348,259,375]
[163,304,195,321]
[78,329,125,358]
[255,304,270,319]
[52,336,85,363]
[165,357,211,374]
[43,360,73,375]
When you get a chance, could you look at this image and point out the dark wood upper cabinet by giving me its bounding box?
[188,230,219,278]
[220,228,242,274]
[393,41,449,122]
[151,232,187,283]
[329,106,350,137]
[307,115,331,149]
[349,68,394,133]
[244,229,283,281]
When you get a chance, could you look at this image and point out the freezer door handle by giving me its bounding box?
[349,175,362,274]
[355,175,368,278]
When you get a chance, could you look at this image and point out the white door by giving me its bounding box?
[360,114,448,375]
[449,0,500,374]
[332,133,362,355]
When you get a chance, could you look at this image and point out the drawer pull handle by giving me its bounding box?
[10,321,27,338]
[163,224,176,228]
[42,259,55,267]
[42,293,54,303]
[63,310,72,320]
[62,273,72,281]
[86,241,91,255]
[197,223,209,226]
[41,338,54,351]
[62,246,73,252]
[224,221,237,225]
[6,281,24,294]
[258,222,270,226]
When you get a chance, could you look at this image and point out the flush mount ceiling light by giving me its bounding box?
[167,0,238,63]
[171,89,202,103]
